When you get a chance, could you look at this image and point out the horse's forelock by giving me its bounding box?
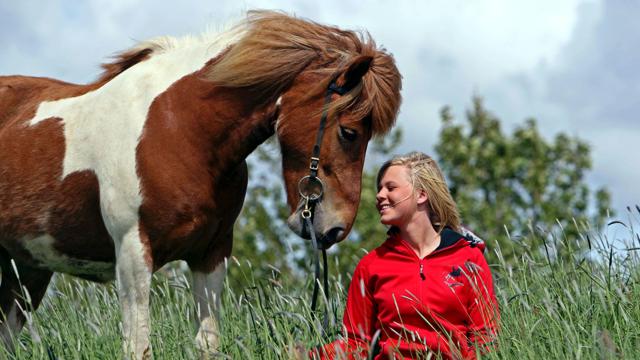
[363,50,403,136]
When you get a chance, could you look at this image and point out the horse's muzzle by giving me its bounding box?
[286,209,345,249]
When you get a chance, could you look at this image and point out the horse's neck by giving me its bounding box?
[162,77,277,169]
[209,93,277,164]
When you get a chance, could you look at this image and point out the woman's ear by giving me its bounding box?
[416,189,428,206]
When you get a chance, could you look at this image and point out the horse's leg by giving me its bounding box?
[190,256,226,355]
[0,248,52,350]
[115,224,152,360]
[190,162,246,356]
[192,269,224,353]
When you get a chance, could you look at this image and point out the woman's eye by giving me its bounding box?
[339,126,358,142]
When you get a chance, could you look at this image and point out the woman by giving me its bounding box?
[313,152,499,359]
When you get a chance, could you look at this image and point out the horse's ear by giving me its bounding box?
[339,55,373,92]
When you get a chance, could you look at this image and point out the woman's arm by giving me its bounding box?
[466,252,499,354]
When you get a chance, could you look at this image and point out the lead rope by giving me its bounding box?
[303,208,330,337]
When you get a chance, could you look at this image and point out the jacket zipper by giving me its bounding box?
[397,237,467,310]
[419,259,424,306]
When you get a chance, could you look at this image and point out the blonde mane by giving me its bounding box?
[205,10,402,136]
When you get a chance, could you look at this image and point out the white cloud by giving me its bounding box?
[476,0,640,216]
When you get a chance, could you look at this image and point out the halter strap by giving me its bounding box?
[309,81,346,178]
[302,78,346,337]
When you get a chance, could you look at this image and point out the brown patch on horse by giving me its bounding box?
[49,170,115,266]
[137,223,154,271]
[206,10,402,137]
[96,47,154,84]
[0,76,74,130]
[136,62,275,272]
[0,84,19,128]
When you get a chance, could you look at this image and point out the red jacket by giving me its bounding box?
[314,228,498,359]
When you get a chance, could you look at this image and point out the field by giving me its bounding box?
[1,215,638,359]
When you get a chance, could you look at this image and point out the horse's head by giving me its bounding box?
[206,11,402,249]
[277,52,401,249]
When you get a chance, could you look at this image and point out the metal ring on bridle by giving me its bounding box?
[298,175,325,202]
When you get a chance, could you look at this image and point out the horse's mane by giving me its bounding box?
[97,46,155,84]
[95,34,216,85]
[205,10,402,136]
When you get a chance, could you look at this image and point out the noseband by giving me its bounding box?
[297,78,347,330]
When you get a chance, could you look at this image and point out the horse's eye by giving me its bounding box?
[339,126,358,142]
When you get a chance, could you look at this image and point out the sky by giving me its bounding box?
[1,0,638,221]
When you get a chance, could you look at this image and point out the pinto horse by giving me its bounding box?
[0,11,401,359]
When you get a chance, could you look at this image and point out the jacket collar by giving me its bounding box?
[385,226,486,254]
[435,228,464,251]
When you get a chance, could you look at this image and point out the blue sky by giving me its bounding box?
[1,0,637,221]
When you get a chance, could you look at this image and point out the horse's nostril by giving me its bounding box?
[328,227,345,240]
[320,226,345,249]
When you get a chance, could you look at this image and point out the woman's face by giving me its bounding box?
[376,165,419,226]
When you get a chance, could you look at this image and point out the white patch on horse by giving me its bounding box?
[27,31,242,240]
[192,264,226,353]
[21,234,114,279]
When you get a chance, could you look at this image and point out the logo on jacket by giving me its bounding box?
[443,266,464,290]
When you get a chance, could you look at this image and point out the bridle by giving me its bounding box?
[296,77,347,332]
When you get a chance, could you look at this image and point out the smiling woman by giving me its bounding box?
[313,152,499,360]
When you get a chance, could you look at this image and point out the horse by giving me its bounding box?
[0,10,401,359]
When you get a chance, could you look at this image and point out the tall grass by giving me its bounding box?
[483,215,640,360]
[1,213,639,359]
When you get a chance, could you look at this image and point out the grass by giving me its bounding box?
[0,213,639,359]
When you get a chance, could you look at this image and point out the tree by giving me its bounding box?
[435,96,612,262]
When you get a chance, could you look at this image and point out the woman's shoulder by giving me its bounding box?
[355,246,383,269]
[450,226,488,257]
[353,238,395,270]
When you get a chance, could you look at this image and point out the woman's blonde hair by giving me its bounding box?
[377,151,461,232]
